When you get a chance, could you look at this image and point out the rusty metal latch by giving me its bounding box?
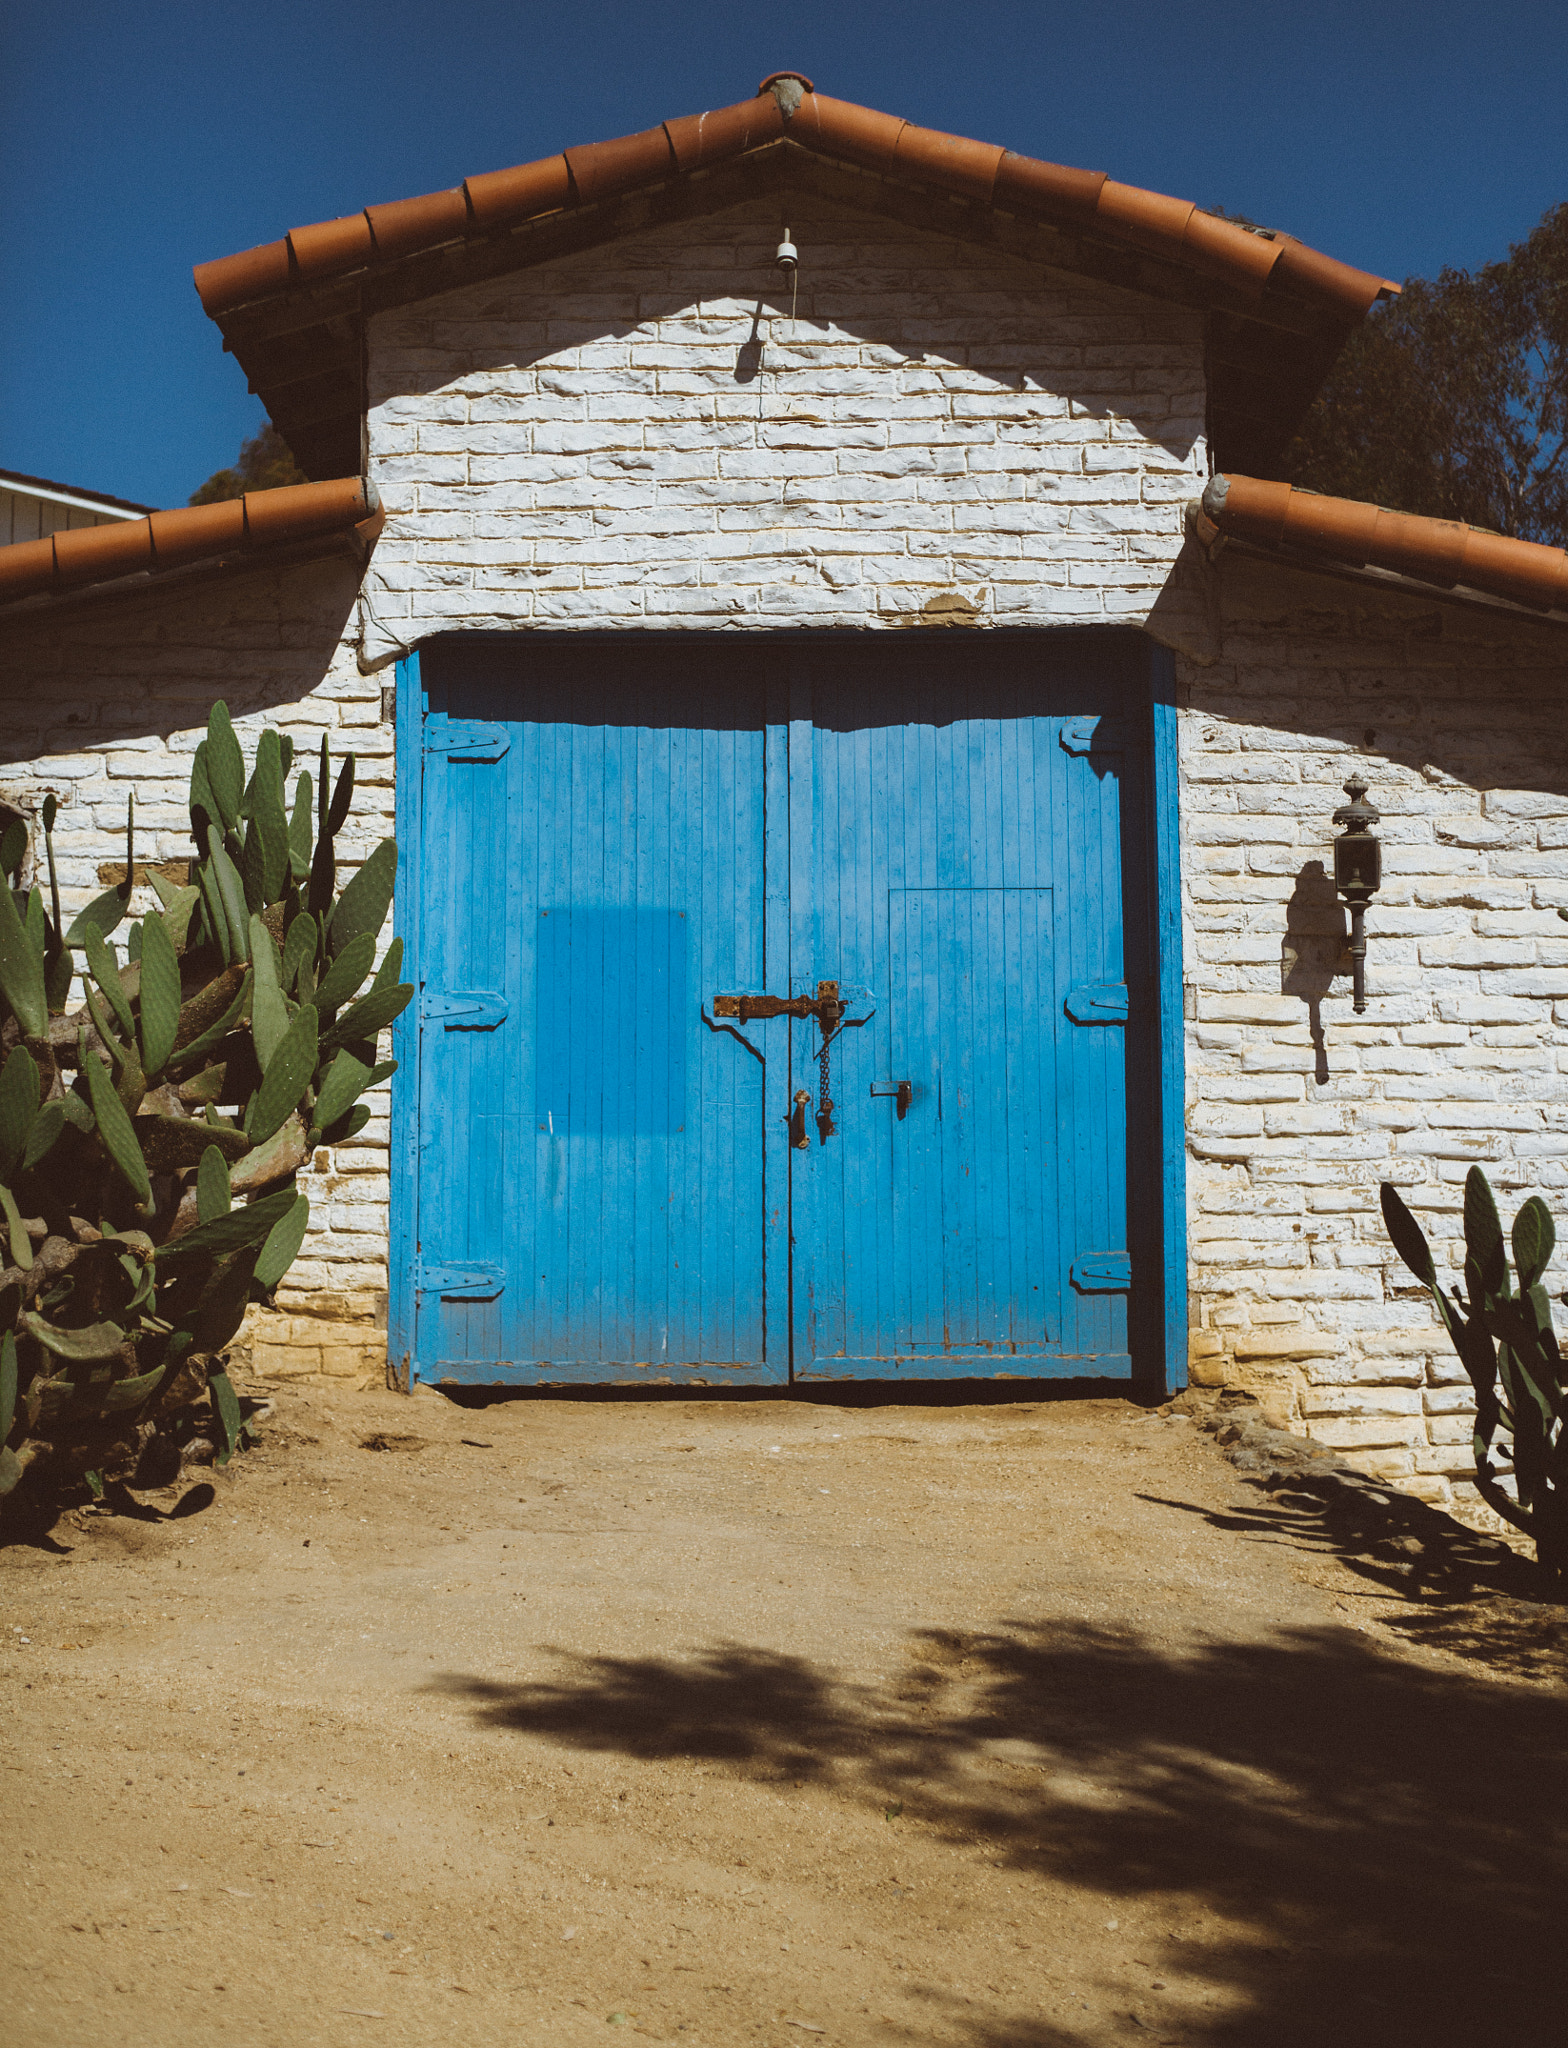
[713,984,874,1147]
[871,1079,913,1119]
[713,981,848,1025]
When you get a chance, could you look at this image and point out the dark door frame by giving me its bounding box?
[385,629,1186,1396]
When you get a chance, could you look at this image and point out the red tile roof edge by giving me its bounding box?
[193,74,1396,324]
[0,476,381,609]
[1202,473,1568,615]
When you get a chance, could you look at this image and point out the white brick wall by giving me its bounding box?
[0,560,396,1357]
[359,190,1206,660]
[1177,547,1568,1509]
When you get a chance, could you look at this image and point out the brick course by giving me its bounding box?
[0,560,396,1364]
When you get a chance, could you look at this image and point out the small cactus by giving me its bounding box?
[1382,1168,1568,1576]
[0,702,411,1499]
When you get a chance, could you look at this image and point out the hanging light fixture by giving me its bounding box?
[774,226,799,326]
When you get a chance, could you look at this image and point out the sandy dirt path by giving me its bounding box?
[5,1384,1564,2047]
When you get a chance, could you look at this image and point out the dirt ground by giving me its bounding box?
[5,1381,1566,2048]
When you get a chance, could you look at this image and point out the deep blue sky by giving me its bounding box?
[3,1,1566,511]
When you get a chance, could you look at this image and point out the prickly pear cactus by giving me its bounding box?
[1382,1167,1568,1576]
[0,702,411,1502]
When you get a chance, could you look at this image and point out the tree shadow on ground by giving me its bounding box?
[433,1615,1565,2047]
[1142,1470,1568,1686]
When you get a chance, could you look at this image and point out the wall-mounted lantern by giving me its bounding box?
[1332,774,1382,1014]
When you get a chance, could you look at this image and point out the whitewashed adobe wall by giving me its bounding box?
[358,189,1206,659]
[1177,548,1568,1510]
[0,560,396,1380]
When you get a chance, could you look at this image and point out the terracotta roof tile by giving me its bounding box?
[991,152,1105,223]
[0,476,381,609]
[366,187,470,262]
[464,153,572,231]
[565,122,679,206]
[193,72,1398,483]
[195,74,1394,321]
[663,93,785,176]
[1203,474,1568,616]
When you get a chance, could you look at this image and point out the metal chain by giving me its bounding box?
[818,1030,834,1134]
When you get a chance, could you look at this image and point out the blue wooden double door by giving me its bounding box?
[405,633,1158,1386]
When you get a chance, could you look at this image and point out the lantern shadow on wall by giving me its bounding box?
[1282,860,1349,1085]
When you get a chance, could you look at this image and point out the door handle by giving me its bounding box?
[790,1090,812,1149]
[871,1080,913,1119]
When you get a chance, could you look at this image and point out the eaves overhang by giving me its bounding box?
[1195,474,1568,631]
[193,72,1397,486]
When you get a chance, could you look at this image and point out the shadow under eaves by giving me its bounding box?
[431,1617,1566,2048]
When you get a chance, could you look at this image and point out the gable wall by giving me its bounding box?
[0,199,1206,1393]
[360,191,1207,657]
[1177,549,1568,1515]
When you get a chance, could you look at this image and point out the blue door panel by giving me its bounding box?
[887,888,1059,1353]
[408,633,1154,1387]
[413,644,779,1383]
[788,638,1145,1378]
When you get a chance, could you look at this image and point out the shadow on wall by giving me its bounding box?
[430,1606,1565,2048]
[1281,860,1347,1084]
[1162,547,1568,1079]
[365,188,1204,467]
[1175,548,1568,799]
[0,554,365,775]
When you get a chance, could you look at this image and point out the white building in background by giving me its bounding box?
[0,467,155,547]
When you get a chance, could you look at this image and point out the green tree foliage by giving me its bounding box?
[189,422,308,507]
[1284,203,1568,547]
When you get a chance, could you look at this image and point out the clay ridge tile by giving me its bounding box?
[465,155,572,233]
[1271,236,1390,321]
[288,212,376,285]
[665,94,785,174]
[0,477,380,608]
[368,188,471,262]
[565,123,678,206]
[992,153,1106,223]
[1204,474,1568,615]
[192,74,1396,325]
